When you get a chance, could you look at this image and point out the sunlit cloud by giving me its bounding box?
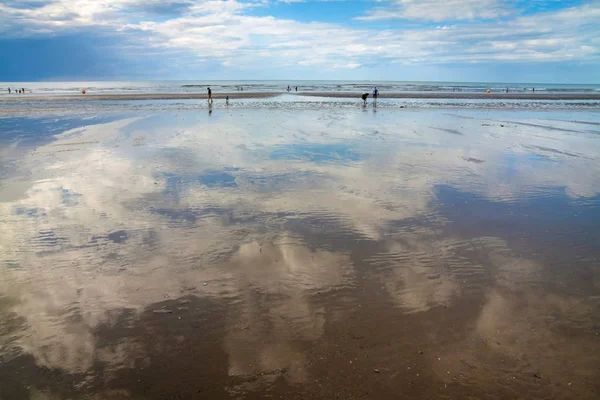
[357,0,514,22]
[0,0,598,79]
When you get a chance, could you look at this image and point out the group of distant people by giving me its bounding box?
[205,84,303,104]
[7,87,27,94]
[450,87,536,93]
[505,87,535,93]
[205,85,381,108]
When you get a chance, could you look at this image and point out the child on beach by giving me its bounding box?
[361,93,369,105]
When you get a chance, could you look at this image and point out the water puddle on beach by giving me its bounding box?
[1,108,599,399]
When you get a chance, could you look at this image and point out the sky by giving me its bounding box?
[0,0,599,82]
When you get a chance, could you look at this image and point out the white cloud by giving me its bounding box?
[118,2,600,68]
[358,0,513,22]
[0,0,598,70]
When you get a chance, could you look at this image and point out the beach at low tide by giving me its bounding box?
[1,98,600,399]
[2,91,600,103]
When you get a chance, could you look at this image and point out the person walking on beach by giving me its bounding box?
[532,87,535,93]
[7,87,10,94]
[207,87,212,102]
[226,95,229,105]
[373,86,379,103]
[295,86,298,92]
[361,92,369,105]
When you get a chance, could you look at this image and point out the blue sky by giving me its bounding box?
[0,0,598,82]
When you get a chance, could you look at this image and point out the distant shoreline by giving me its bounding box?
[1,92,600,102]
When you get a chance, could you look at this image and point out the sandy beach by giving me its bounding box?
[2,91,600,102]
[299,91,600,100]
[1,102,599,399]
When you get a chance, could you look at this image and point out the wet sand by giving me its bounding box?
[0,92,278,102]
[299,91,600,100]
[2,91,600,103]
[1,106,600,399]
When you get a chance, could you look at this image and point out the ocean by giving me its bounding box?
[1,80,599,96]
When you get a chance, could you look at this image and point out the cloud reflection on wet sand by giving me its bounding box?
[0,108,599,399]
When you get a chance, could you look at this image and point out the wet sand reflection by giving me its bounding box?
[1,109,599,399]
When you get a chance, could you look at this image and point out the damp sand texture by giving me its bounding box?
[1,106,600,400]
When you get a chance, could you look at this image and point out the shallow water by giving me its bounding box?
[1,107,600,399]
